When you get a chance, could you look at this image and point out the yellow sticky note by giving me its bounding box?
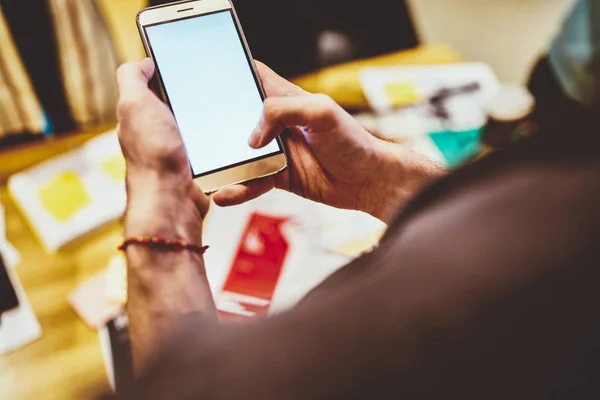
[331,230,385,258]
[102,154,126,181]
[385,82,421,108]
[39,171,91,222]
[105,254,127,305]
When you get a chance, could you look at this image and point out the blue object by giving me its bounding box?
[429,128,483,167]
[42,113,54,135]
[549,0,600,108]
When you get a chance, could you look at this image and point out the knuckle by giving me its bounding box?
[116,94,143,117]
[116,63,133,84]
[314,94,336,114]
[117,61,138,76]
[116,97,135,114]
[262,98,279,117]
[310,94,337,125]
[314,93,334,105]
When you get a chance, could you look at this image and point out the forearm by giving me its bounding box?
[366,141,447,224]
[124,179,217,372]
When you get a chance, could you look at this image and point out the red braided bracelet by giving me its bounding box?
[119,236,209,255]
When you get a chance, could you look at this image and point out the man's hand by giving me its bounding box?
[214,62,445,223]
[116,59,215,372]
[116,58,209,239]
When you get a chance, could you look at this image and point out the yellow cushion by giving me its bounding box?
[292,44,462,109]
[96,0,147,62]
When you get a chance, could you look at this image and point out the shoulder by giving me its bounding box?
[381,132,600,272]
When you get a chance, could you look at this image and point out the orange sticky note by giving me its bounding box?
[385,82,420,108]
[102,154,126,181]
[39,171,91,222]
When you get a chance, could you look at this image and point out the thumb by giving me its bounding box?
[212,176,276,207]
[190,184,211,218]
[116,58,155,102]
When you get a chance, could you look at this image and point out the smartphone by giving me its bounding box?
[137,0,287,193]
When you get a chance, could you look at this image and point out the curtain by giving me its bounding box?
[0,0,119,141]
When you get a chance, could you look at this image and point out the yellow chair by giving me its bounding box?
[293,44,461,109]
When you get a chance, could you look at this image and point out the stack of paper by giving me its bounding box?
[8,131,126,252]
[359,63,501,167]
[203,190,386,315]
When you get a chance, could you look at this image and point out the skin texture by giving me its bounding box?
[116,59,215,372]
[115,59,445,372]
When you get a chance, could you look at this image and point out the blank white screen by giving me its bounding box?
[146,11,280,176]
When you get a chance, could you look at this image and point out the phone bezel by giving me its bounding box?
[136,0,288,193]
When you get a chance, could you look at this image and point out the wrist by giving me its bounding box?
[125,174,203,244]
[126,166,191,198]
[364,141,447,223]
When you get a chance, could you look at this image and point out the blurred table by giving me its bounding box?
[0,44,463,399]
[0,132,116,399]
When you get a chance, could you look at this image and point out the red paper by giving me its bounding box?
[218,213,289,320]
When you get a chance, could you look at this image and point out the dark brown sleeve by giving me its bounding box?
[127,137,600,399]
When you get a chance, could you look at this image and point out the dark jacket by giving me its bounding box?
[121,131,600,399]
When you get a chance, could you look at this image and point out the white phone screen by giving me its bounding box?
[145,10,281,176]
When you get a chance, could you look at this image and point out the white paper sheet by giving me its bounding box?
[0,196,20,268]
[0,268,42,355]
[7,130,125,253]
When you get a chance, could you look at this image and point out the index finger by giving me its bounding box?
[255,60,307,98]
[249,94,341,148]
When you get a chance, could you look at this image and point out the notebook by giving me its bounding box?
[8,130,126,252]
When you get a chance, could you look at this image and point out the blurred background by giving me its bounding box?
[0,0,585,398]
